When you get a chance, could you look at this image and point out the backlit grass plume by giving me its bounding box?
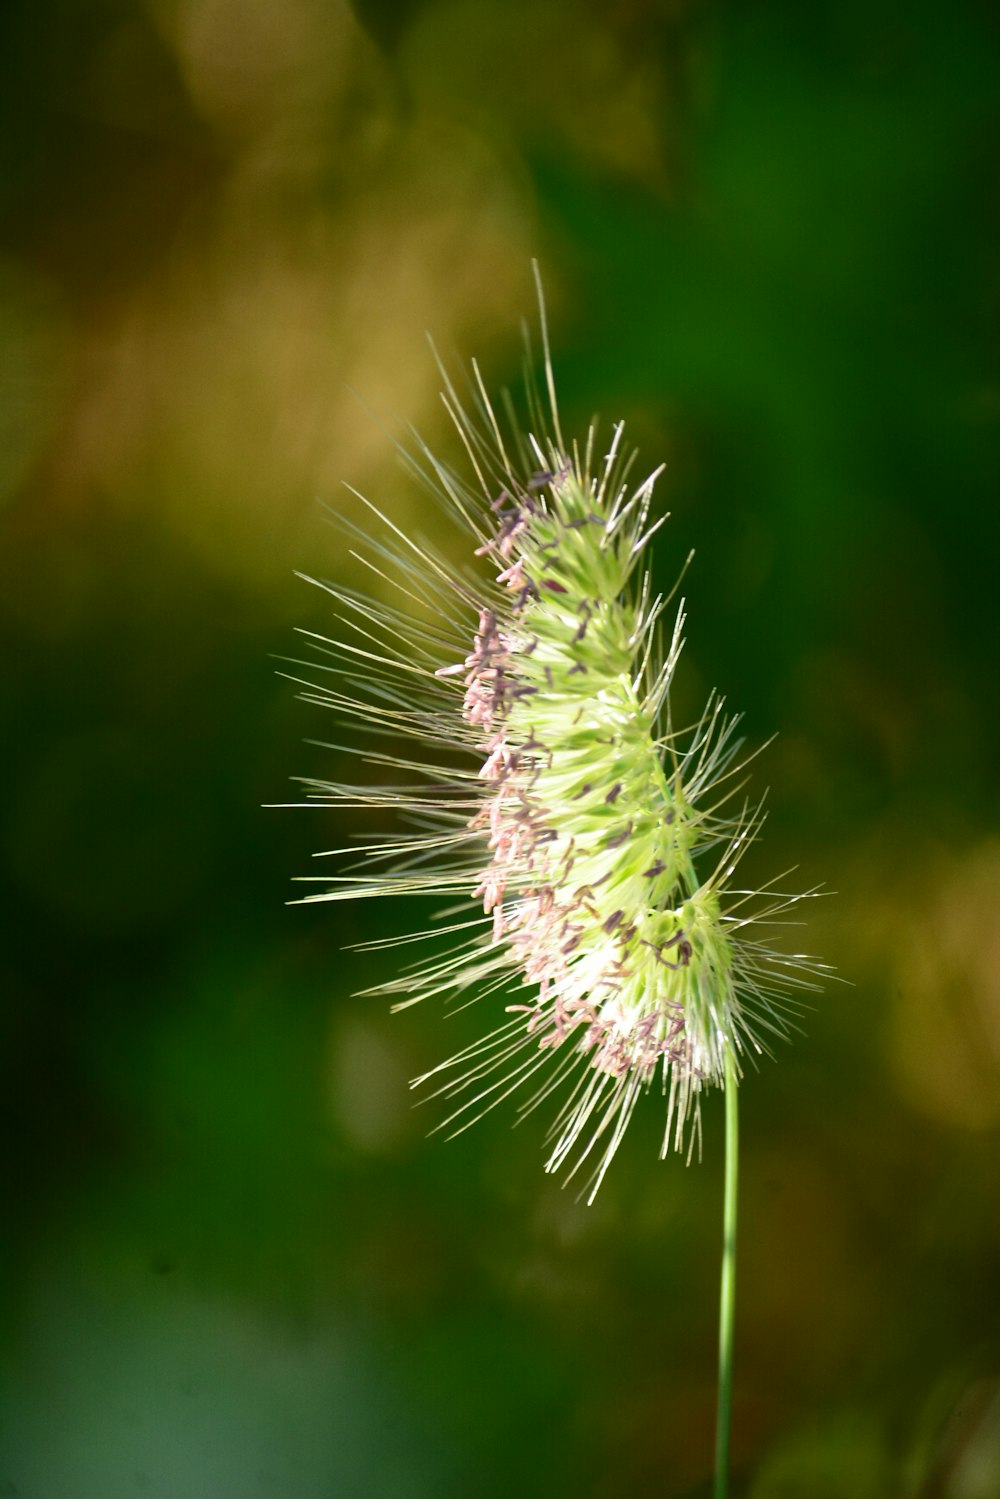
[291,272,822,1202]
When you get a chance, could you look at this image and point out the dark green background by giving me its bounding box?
[1,1,998,1494]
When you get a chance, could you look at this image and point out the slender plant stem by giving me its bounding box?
[714,1048,739,1499]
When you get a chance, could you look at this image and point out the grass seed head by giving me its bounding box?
[292,270,825,1199]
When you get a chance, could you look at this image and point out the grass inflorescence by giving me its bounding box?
[287,269,825,1200]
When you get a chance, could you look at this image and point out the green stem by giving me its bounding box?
[714,1047,739,1499]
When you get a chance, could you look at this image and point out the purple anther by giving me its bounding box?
[659,930,693,970]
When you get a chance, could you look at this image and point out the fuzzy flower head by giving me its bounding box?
[294,273,823,1198]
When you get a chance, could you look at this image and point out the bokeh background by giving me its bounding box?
[1,1,998,1495]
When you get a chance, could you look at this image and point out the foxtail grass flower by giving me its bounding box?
[290,273,823,1200]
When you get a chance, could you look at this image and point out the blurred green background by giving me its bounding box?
[1,1,998,1495]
